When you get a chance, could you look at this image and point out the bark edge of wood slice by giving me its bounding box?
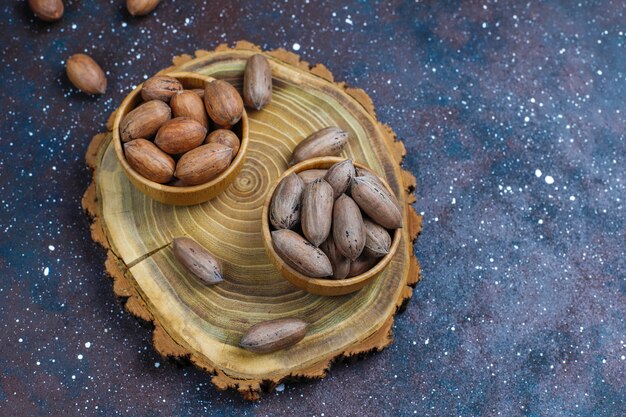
[82,40,423,401]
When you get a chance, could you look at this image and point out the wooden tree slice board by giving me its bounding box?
[82,41,422,401]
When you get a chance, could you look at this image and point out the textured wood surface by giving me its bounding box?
[83,41,422,400]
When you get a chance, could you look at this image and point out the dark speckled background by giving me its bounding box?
[1,1,624,416]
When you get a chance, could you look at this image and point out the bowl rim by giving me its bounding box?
[261,156,403,290]
[112,71,249,193]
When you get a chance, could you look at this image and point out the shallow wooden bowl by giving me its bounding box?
[261,156,402,296]
[112,72,249,206]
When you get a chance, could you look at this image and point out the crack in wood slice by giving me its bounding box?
[82,41,422,401]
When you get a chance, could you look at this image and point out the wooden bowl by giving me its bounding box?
[112,72,249,206]
[261,157,402,296]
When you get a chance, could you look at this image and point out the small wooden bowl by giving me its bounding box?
[261,157,402,296]
[112,72,249,206]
